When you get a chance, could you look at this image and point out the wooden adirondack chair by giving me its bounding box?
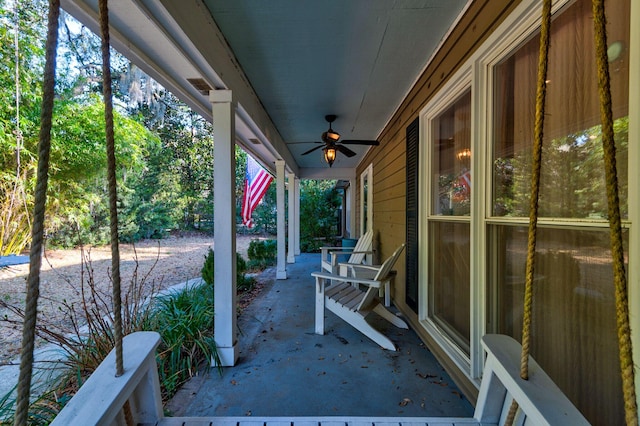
[320,229,373,274]
[312,243,407,351]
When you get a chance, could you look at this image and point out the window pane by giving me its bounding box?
[487,225,627,425]
[432,90,471,216]
[429,221,470,354]
[492,0,629,218]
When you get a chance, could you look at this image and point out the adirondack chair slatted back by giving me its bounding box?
[372,243,405,281]
[348,229,373,265]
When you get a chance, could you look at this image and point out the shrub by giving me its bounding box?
[201,248,254,291]
[247,239,276,270]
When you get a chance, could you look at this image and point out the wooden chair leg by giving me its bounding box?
[315,276,326,335]
[373,304,408,329]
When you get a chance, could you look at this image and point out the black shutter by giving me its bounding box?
[406,117,419,312]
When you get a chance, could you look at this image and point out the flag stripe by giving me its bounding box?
[241,156,273,228]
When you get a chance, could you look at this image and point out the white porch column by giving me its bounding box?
[294,177,301,255]
[349,178,357,237]
[287,172,296,263]
[210,89,238,366]
[276,160,287,279]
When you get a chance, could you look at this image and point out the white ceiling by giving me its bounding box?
[60,0,469,175]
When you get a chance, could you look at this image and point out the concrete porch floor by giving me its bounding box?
[166,253,474,419]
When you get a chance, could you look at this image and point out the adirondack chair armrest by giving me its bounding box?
[331,250,373,266]
[326,248,358,254]
[320,245,344,252]
[339,263,379,272]
[320,246,344,258]
[334,250,372,256]
[311,271,383,288]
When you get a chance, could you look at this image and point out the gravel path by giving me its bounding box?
[0,233,264,364]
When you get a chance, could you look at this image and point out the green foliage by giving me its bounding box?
[43,97,156,247]
[144,283,220,399]
[236,254,254,291]
[201,248,255,291]
[299,180,341,252]
[201,248,214,285]
[135,93,215,231]
[247,239,277,270]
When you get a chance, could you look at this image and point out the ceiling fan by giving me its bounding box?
[300,115,379,167]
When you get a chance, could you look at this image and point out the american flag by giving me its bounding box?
[241,156,273,228]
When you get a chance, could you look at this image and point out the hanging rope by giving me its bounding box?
[13,1,61,425]
[98,0,125,377]
[592,0,638,424]
[520,0,551,381]
[505,0,551,423]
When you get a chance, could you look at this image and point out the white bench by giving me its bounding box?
[51,332,589,426]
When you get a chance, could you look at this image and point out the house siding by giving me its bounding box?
[356,0,523,403]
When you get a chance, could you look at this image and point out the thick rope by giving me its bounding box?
[505,0,551,423]
[592,1,638,424]
[98,0,124,377]
[13,2,60,425]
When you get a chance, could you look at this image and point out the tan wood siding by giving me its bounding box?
[355,0,524,403]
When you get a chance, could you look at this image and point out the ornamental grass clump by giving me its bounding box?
[143,282,220,399]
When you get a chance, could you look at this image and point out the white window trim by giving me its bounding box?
[360,163,373,237]
[418,66,474,379]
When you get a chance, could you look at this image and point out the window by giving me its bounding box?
[433,92,472,217]
[417,0,633,419]
[425,88,472,357]
[487,0,629,424]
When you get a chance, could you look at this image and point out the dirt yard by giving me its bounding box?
[0,233,271,364]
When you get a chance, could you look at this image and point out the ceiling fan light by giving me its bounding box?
[323,146,337,167]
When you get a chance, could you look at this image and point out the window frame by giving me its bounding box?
[360,163,373,237]
[419,66,474,375]
[417,0,639,387]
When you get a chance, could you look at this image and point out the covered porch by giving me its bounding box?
[15,0,637,423]
[165,253,474,418]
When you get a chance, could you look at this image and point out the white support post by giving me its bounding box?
[294,177,301,255]
[349,178,357,237]
[276,160,287,279]
[287,172,296,263]
[210,89,238,366]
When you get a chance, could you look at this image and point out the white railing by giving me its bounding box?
[51,332,589,426]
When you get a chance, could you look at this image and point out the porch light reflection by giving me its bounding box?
[456,148,471,161]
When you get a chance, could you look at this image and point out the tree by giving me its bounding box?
[299,179,340,251]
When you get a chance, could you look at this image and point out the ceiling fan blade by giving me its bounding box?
[301,145,325,155]
[336,144,357,157]
[340,139,380,146]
